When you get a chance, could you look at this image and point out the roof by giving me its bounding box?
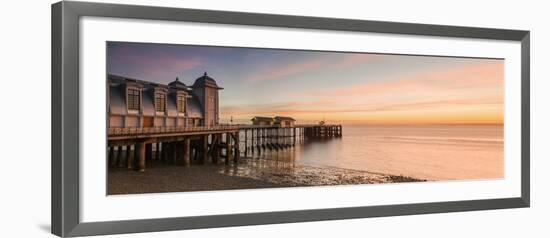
[274,116,296,121]
[108,74,205,118]
[251,116,274,121]
[108,74,164,88]
[192,72,223,89]
[168,77,189,89]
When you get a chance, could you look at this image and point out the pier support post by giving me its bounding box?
[252,130,255,153]
[155,143,160,160]
[312,126,319,139]
[112,146,119,167]
[113,146,121,167]
[108,146,114,166]
[161,142,167,162]
[126,145,133,169]
[164,143,171,163]
[314,127,317,138]
[168,142,174,163]
[293,128,296,146]
[117,146,125,167]
[201,135,208,164]
[267,129,272,151]
[258,129,262,152]
[281,128,285,148]
[276,128,280,149]
[171,142,176,163]
[172,142,178,164]
[212,134,219,164]
[234,132,240,163]
[183,139,190,167]
[146,143,153,161]
[166,142,172,163]
[135,142,146,172]
[257,129,261,154]
[244,129,248,156]
[265,129,268,149]
[225,132,232,165]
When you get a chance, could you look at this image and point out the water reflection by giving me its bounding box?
[217,138,423,186]
[220,125,503,181]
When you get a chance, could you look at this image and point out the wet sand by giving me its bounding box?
[108,159,425,195]
[222,159,425,186]
[108,161,280,195]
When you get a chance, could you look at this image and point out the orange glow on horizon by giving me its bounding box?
[221,60,504,125]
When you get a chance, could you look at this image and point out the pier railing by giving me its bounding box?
[235,124,277,129]
[108,125,240,136]
[109,124,342,136]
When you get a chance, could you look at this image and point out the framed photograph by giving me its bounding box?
[52,1,530,237]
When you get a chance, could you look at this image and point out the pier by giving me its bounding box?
[107,124,342,172]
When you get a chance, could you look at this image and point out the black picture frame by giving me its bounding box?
[51,1,530,237]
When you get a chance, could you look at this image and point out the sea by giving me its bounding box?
[243,124,504,181]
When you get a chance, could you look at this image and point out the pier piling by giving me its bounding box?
[117,146,126,168]
[135,142,146,172]
[126,145,133,170]
[183,139,190,167]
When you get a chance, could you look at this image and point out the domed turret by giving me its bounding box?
[191,72,223,126]
[192,72,223,89]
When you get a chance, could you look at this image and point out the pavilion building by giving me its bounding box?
[108,72,222,129]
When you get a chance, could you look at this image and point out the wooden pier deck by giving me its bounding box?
[107,124,342,172]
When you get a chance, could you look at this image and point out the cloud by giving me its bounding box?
[246,58,326,82]
[246,53,382,82]
[333,53,380,67]
[222,97,501,117]
[221,100,337,116]
[108,43,204,81]
[296,61,503,99]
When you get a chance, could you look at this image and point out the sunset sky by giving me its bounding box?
[107,42,504,125]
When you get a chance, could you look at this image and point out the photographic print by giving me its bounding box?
[106,42,504,195]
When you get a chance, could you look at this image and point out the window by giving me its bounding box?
[155,93,166,112]
[177,95,185,113]
[127,89,140,111]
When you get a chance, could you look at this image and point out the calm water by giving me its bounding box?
[243,125,503,181]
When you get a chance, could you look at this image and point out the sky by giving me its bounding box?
[107,42,504,125]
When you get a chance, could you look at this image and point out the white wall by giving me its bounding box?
[0,0,548,237]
